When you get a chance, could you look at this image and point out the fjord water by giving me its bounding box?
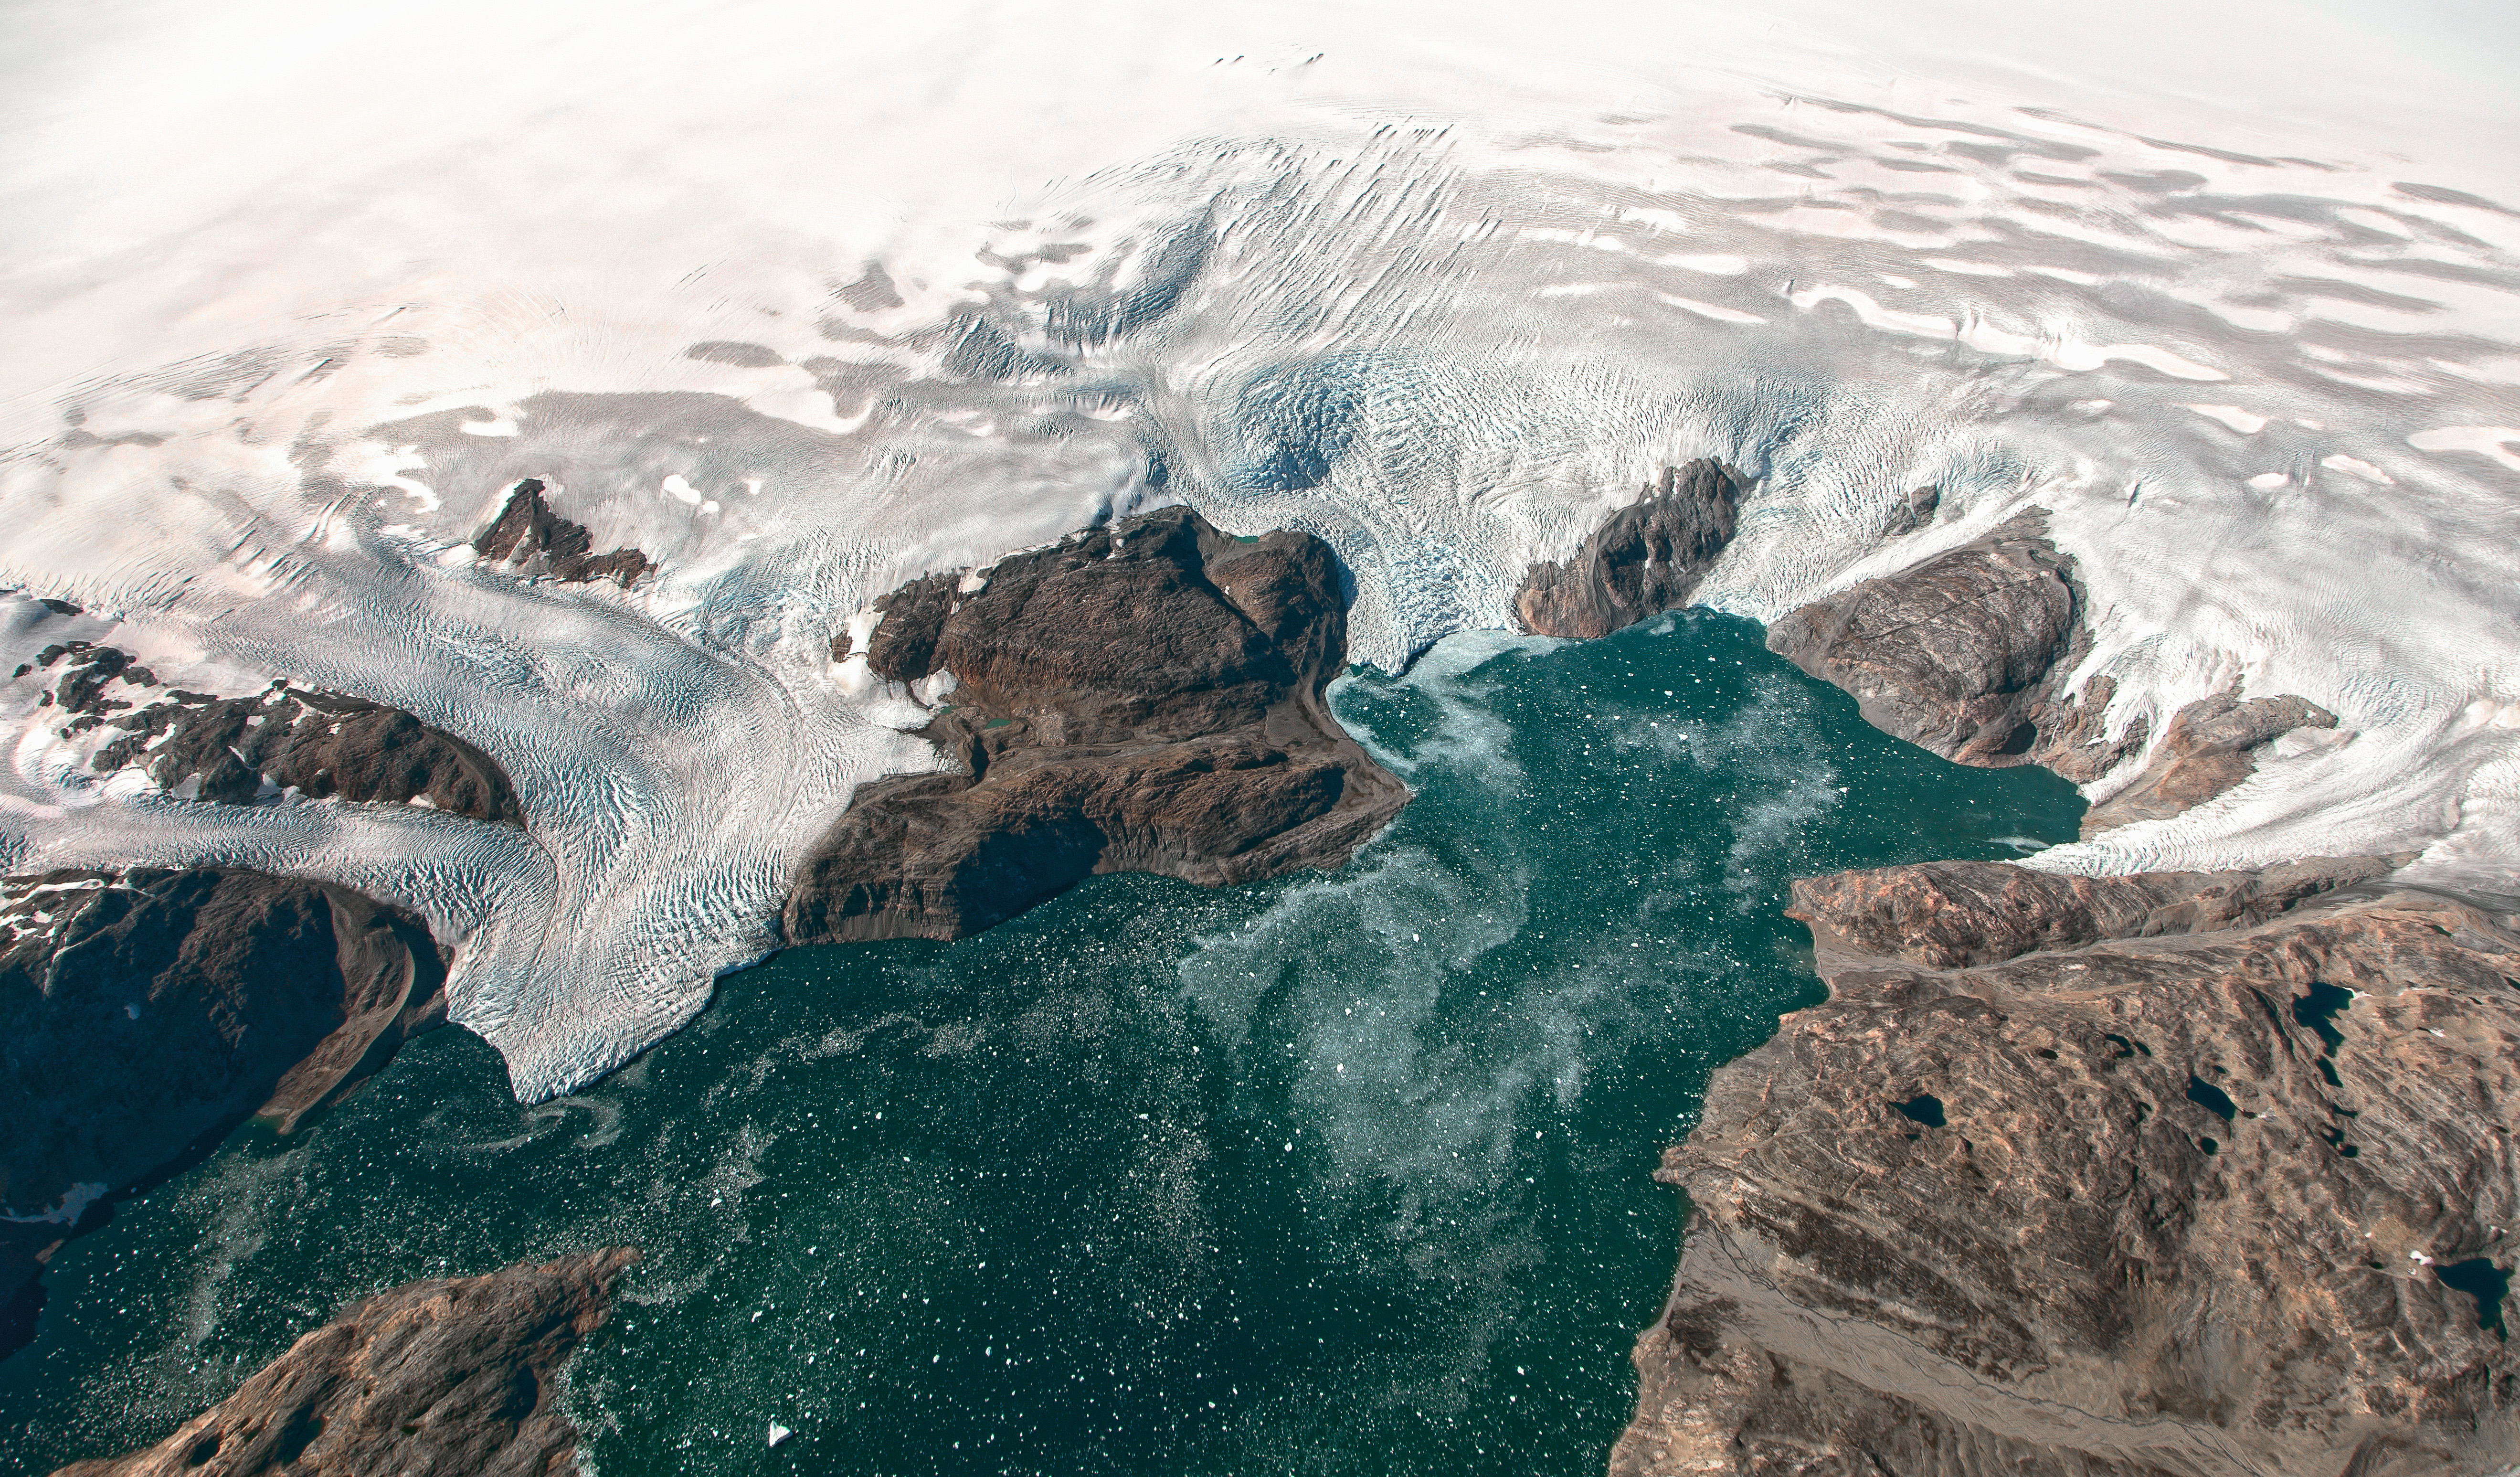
[0,613,2082,1474]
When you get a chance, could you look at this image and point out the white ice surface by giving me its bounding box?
[0,0,2515,1097]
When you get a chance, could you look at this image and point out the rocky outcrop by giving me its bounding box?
[786,505,1408,943]
[2082,692,2340,838]
[1764,513,2143,781]
[1515,462,1742,639]
[1765,516,2349,826]
[1615,859,2520,1477]
[51,1248,635,1477]
[1,866,447,1358]
[13,643,526,824]
[473,478,651,587]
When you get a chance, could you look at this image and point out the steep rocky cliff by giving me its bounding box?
[1763,515,2337,825]
[2081,692,2339,838]
[0,867,447,1358]
[51,1249,635,1477]
[1515,462,1743,639]
[786,505,1408,942]
[1762,514,2139,782]
[1615,858,2520,1477]
[473,477,652,586]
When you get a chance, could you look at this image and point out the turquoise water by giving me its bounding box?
[0,613,2083,1474]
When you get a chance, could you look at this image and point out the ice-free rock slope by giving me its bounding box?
[0,866,447,1356]
[787,507,1408,942]
[50,1248,635,1477]
[1615,859,2520,1477]
[2083,692,2340,838]
[1762,513,2140,781]
[1515,462,1742,639]
[472,478,651,587]
[17,641,523,822]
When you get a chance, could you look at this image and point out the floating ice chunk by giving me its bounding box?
[1657,293,1765,326]
[662,474,705,506]
[1920,257,2013,278]
[2247,473,2291,489]
[1789,283,1954,338]
[2408,426,2520,472]
[2182,404,2268,434]
[2321,454,2395,484]
[768,1422,793,1447]
[1655,252,1748,276]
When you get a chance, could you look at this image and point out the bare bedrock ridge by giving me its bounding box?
[16,640,523,822]
[52,1248,635,1477]
[1516,472,2505,1473]
[0,867,448,1360]
[1613,859,2519,1476]
[786,504,1409,943]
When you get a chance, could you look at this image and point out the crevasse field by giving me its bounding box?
[1,0,2515,1108]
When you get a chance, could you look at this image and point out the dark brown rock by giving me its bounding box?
[787,506,1408,943]
[1514,462,1742,638]
[1615,859,2520,1477]
[1764,512,2147,779]
[0,867,447,1358]
[51,1248,635,1477]
[473,478,651,587]
[84,679,523,824]
[2083,692,2340,837]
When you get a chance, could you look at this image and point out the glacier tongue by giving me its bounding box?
[1,2,2516,1097]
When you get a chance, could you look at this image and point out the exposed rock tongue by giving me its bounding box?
[787,506,1408,943]
[2082,691,2339,837]
[1616,858,2520,1477]
[1515,461,1741,639]
[50,1248,636,1477]
[87,681,525,823]
[1762,512,2139,777]
[0,867,448,1359]
[473,477,651,586]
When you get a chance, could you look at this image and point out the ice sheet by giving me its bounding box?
[0,0,2514,1096]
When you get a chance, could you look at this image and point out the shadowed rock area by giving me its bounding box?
[51,1249,635,1477]
[1615,858,2520,1477]
[473,477,652,587]
[1764,513,2144,782]
[14,642,525,823]
[2083,691,2340,837]
[0,867,447,1359]
[1765,515,2346,829]
[1515,462,1742,639]
[786,505,1408,943]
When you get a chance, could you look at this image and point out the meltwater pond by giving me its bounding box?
[0,613,2084,1474]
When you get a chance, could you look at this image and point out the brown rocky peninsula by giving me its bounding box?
[1515,461,1743,639]
[1763,513,2335,827]
[785,505,1408,942]
[1615,858,2520,1476]
[52,1249,635,1477]
[0,867,448,1359]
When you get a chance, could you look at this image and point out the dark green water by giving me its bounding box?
[0,612,2083,1474]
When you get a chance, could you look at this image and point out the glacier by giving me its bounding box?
[1,0,2515,1098]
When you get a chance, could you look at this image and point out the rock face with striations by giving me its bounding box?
[473,477,652,587]
[18,641,524,823]
[1615,857,2520,1477]
[1515,462,1742,639]
[51,1248,635,1477]
[786,505,1409,943]
[0,867,447,1358]
[1763,513,2142,781]
[2081,691,2339,838]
